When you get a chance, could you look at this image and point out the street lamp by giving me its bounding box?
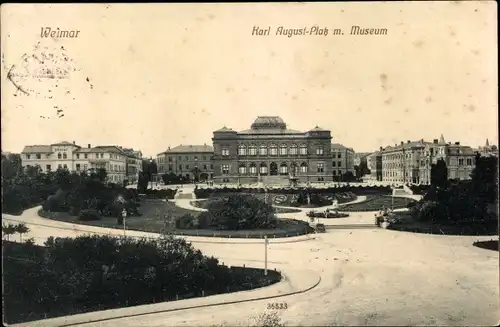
[264,235,268,276]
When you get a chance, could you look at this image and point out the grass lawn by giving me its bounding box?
[386,213,498,236]
[190,200,302,214]
[473,240,499,251]
[341,195,415,212]
[40,200,202,234]
[40,200,313,238]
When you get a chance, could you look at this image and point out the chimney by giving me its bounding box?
[73,141,76,145]
[433,139,438,144]
[88,144,91,148]
[379,146,383,151]
[400,141,404,146]
[407,140,410,144]
[168,146,170,150]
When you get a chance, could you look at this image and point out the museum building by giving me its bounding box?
[211,116,336,184]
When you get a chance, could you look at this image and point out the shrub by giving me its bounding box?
[197,211,214,229]
[78,209,102,221]
[176,214,196,229]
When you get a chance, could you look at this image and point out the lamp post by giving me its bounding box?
[264,235,268,276]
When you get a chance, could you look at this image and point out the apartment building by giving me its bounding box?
[331,143,355,180]
[20,141,141,184]
[157,144,214,181]
[379,135,476,185]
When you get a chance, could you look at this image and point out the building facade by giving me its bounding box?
[20,141,140,184]
[331,143,355,180]
[157,144,215,181]
[211,116,336,183]
[379,135,476,185]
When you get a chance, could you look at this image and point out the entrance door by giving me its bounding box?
[270,162,278,176]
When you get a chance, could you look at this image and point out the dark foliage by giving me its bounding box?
[78,209,102,221]
[3,235,281,324]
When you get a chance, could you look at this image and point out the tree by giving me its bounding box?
[430,158,448,189]
[1,153,22,181]
[15,223,30,242]
[2,223,17,241]
[342,171,356,182]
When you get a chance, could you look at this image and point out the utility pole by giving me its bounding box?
[264,235,268,276]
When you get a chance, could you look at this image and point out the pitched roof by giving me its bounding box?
[438,134,446,145]
[331,143,347,149]
[239,128,302,135]
[163,144,214,154]
[74,147,107,153]
[22,145,53,153]
[214,126,236,133]
[51,141,79,147]
[310,126,328,132]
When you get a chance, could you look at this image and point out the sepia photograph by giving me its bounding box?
[1,2,498,327]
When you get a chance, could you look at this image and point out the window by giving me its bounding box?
[238,164,247,174]
[210,164,213,169]
[238,144,247,156]
[185,156,189,160]
[316,147,324,156]
[84,164,88,170]
[222,148,230,156]
[169,165,173,171]
[26,154,31,159]
[279,144,288,156]
[46,164,51,171]
[194,156,198,160]
[63,153,67,159]
[299,144,308,155]
[317,163,324,173]
[249,163,257,174]
[169,157,173,162]
[332,161,336,167]
[338,161,342,167]
[186,165,190,170]
[101,153,104,158]
[259,145,268,156]
[289,144,298,155]
[279,164,288,175]
[333,170,337,176]
[222,164,230,174]
[466,158,472,166]
[259,163,268,174]
[58,164,62,168]
[300,162,308,173]
[179,164,182,170]
[178,156,182,161]
[458,158,464,166]
[270,144,278,156]
[57,153,61,159]
[76,164,81,171]
[203,164,207,169]
[84,154,88,159]
[63,164,68,169]
[36,154,41,159]
[249,144,257,156]
[337,153,341,159]
[76,154,80,159]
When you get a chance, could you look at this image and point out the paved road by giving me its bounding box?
[4,197,499,327]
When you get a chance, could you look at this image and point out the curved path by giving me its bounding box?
[5,195,499,327]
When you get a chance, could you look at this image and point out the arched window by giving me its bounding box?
[58,153,62,159]
[316,146,324,156]
[238,144,247,156]
[238,163,247,174]
[259,144,267,156]
[289,144,298,155]
[249,162,257,174]
[249,144,257,156]
[269,144,278,156]
[259,162,268,175]
[279,163,288,175]
[299,144,308,155]
[63,153,67,159]
[300,162,308,173]
[279,144,288,156]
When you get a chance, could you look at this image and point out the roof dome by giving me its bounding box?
[251,116,287,130]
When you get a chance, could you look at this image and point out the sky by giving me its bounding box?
[1,2,497,157]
